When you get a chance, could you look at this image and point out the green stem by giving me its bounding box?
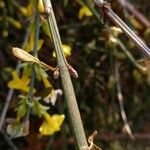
[0,129,18,150]
[81,0,100,20]
[45,135,54,150]
[42,0,88,149]
[117,39,147,73]
[0,26,30,131]
[26,3,40,120]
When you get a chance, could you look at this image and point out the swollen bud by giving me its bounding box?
[53,68,60,79]
[67,65,78,78]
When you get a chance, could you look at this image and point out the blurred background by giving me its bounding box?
[0,0,150,149]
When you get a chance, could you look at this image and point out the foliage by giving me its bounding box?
[0,0,150,149]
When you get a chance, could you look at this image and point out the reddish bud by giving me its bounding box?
[53,68,60,79]
[67,65,78,78]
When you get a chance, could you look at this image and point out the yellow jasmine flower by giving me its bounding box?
[7,17,22,29]
[129,16,144,30]
[108,35,118,47]
[8,71,30,92]
[19,3,34,17]
[110,26,122,37]
[53,44,72,57]
[78,6,93,20]
[42,76,52,88]
[42,20,51,38]
[19,6,28,17]
[25,30,44,52]
[39,112,65,136]
[38,0,44,13]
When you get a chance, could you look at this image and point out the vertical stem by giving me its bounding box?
[0,129,18,150]
[42,0,88,149]
[114,60,134,139]
[0,27,30,131]
[26,1,40,120]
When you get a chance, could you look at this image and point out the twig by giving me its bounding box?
[42,0,88,149]
[114,61,134,139]
[45,135,54,150]
[117,39,147,73]
[92,0,150,57]
[116,0,150,28]
[0,89,15,131]
[97,133,150,141]
[105,24,146,73]
[0,27,30,131]
[47,133,150,147]
[26,2,40,121]
[0,129,18,150]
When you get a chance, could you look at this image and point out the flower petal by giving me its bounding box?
[8,71,30,92]
[78,6,93,20]
[39,113,65,136]
[53,44,72,57]
[43,89,62,105]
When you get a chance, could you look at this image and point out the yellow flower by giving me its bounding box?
[25,30,44,52]
[8,71,30,92]
[38,0,44,13]
[39,112,65,136]
[78,6,93,20]
[42,77,52,88]
[110,26,122,37]
[41,20,52,38]
[129,16,144,30]
[19,3,34,17]
[19,6,28,17]
[108,35,118,47]
[7,17,22,29]
[53,44,72,57]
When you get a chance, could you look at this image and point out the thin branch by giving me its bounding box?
[47,133,150,148]
[0,129,18,150]
[117,39,147,73]
[116,0,150,28]
[42,0,88,149]
[0,27,30,131]
[0,89,15,131]
[114,61,134,139]
[26,2,40,121]
[97,133,150,141]
[92,0,150,57]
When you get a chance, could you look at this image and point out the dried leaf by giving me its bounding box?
[12,47,55,71]
[6,120,29,138]
[88,131,102,150]
[12,47,40,64]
